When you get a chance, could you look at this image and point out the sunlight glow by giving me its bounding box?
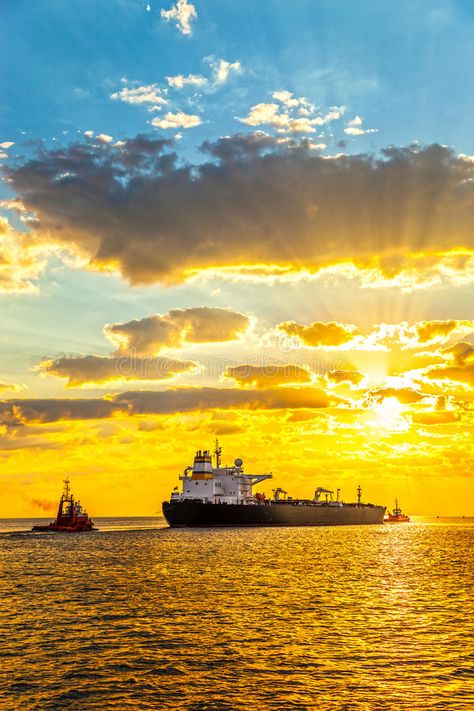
[371,396,410,433]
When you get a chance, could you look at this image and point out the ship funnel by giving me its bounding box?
[193,449,213,475]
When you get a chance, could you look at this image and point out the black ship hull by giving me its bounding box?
[162,500,386,527]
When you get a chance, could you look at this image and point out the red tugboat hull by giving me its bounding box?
[32,523,94,532]
[384,515,410,523]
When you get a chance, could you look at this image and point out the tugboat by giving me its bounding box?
[162,441,386,527]
[32,478,94,532]
[384,498,410,523]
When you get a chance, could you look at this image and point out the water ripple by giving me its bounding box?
[0,518,473,710]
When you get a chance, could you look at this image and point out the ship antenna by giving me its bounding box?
[63,477,71,500]
[357,484,361,506]
[214,438,222,468]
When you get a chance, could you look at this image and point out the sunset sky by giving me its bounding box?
[1,0,473,516]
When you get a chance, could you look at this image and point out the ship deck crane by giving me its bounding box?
[314,487,334,503]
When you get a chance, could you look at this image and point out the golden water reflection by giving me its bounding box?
[0,519,473,710]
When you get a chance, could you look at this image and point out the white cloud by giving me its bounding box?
[276,137,327,151]
[277,118,318,134]
[0,142,15,150]
[151,110,201,129]
[166,73,207,89]
[163,58,242,100]
[272,90,294,104]
[239,99,344,134]
[240,103,288,128]
[344,115,378,135]
[96,134,113,143]
[160,0,197,35]
[111,83,168,106]
[210,58,242,84]
[84,130,94,138]
[303,140,327,151]
[347,115,363,127]
[312,107,345,125]
[272,91,314,111]
[344,126,378,136]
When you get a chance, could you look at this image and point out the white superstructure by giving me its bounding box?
[171,441,272,505]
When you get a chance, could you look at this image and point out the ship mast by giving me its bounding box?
[63,477,71,500]
[57,477,71,520]
[357,485,361,506]
[214,438,222,468]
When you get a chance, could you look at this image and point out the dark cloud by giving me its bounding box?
[4,137,473,285]
[39,354,194,386]
[116,387,330,414]
[106,306,250,354]
[225,364,312,388]
[0,398,127,425]
[0,386,331,425]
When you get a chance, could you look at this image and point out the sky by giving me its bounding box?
[0,0,473,516]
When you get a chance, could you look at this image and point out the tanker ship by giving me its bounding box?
[162,442,385,527]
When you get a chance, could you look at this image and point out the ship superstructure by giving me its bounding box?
[163,442,386,527]
[172,442,272,506]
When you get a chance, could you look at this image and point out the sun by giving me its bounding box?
[372,396,409,433]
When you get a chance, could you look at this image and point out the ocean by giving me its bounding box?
[0,518,472,710]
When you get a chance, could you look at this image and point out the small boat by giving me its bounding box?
[32,478,94,532]
[384,498,410,523]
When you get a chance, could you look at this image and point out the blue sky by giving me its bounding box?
[1,0,473,393]
[2,0,474,164]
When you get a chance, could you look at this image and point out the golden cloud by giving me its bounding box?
[0,382,21,392]
[277,319,473,353]
[106,307,250,354]
[412,411,459,425]
[326,370,364,386]
[427,342,474,387]
[363,387,425,406]
[413,320,473,346]
[225,364,312,388]
[278,320,358,347]
[0,218,48,293]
